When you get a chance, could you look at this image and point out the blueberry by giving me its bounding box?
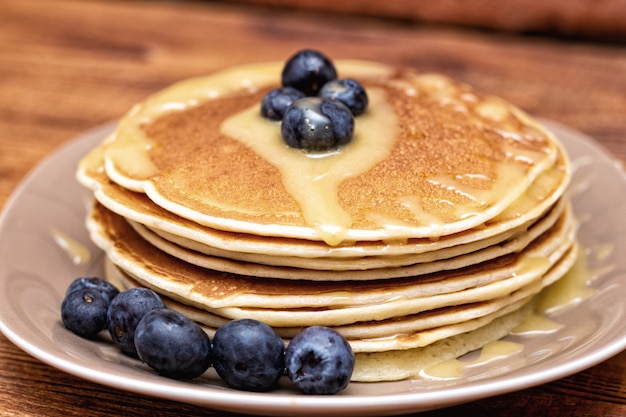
[281,49,337,96]
[261,87,306,121]
[318,78,368,116]
[134,308,212,379]
[66,276,119,304]
[212,319,285,392]
[107,288,165,357]
[61,288,109,339]
[285,326,354,395]
[281,97,354,152]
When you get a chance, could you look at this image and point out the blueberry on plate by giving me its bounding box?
[281,49,337,96]
[281,97,354,152]
[66,276,119,304]
[261,87,305,121]
[61,288,109,339]
[134,308,212,380]
[107,287,165,357]
[318,78,368,116]
[285,326,354,395]
[212,319,285,392]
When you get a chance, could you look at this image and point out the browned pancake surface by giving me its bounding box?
[131,67,556,234]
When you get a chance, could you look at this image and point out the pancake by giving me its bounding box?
[107,259,533,343]
[128,198,568,276]
[77,144,569,261]
[77,60,568,246]
[351,300,534,382]
[110,243,575,330]
[88,200,576,330]
[88,200,575,309]
[107,247,575,350]
[113,260,534,353]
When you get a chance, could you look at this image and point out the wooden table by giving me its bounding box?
[1,1,626,415]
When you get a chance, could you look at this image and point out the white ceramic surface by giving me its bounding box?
[1,120,625,417]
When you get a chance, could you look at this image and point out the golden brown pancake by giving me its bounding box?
[130,198,568,274]
[77,138,569,264]
[78,61,567,246]
[106,248,575,350]
[87,201,576,325]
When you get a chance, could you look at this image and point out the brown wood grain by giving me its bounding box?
[228,0,626,41]
[1,0,626,416]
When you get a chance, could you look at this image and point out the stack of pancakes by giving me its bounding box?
[76,59,576,382]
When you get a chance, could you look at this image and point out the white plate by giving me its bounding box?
[1,121,625,417]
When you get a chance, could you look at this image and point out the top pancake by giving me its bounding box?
[79,60,567,245]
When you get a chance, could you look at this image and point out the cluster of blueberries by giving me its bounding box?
[261,49,369,152]
[61,277,355,395]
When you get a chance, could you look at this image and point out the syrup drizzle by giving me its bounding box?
[418,242,614,382]
[51,228,91,265]
[220,87,399,245]
[421,340,524,379]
